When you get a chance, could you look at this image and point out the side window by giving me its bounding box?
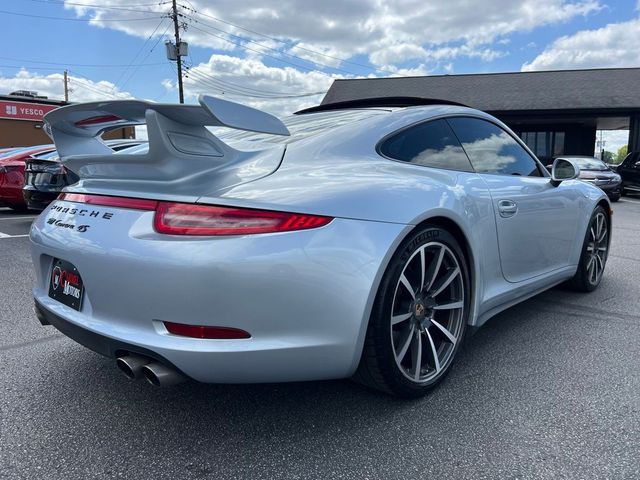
[447,117,542,176]
[379,119,473,172]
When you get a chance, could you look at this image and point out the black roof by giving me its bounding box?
[321,68,640,113]
[0,94,67,106]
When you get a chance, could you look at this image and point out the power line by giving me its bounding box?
[68,71,130,99]
[187,24,335,79]
[118,20,173,91]
[0,9,162,21]
[178,3,396,76]
[25,0,171,13]
[0,55,165,68]
[112,16,169,91]
[185,68,325,99]
[70,78,121,99]
[182,13,358,77]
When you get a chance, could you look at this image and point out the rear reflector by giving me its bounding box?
[154,202,332,236]
[163,321,251,339]
[58,193,333,235]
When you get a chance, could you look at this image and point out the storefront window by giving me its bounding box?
[517,131,565,159]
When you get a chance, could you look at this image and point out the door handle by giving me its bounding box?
[498,199,518,218]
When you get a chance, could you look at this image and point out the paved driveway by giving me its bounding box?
[1,199,639,479]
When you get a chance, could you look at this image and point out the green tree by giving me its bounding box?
[614,145,628,164]
[602,150,614,163]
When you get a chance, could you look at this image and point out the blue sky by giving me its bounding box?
[2,0,639,148]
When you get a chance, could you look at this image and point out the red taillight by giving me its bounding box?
[154,202,332,236]
[163,321,250,339]
[58,193,158,211]
[57,193,333,235]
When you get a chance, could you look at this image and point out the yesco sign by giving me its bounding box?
[0,100,58,122]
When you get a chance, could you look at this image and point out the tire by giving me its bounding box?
[609,193,620,202]
[621,186,627,197]
[567,206,610,292]
[354,225,470,398]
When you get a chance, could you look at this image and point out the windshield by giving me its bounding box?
[565,157,608,170]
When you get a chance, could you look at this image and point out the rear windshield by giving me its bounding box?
[32,150,59,160]
[212,109,388,147]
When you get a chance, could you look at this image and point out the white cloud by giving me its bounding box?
[522,18,640,71]
[183,54,333,115]
[0,69,133,102]
[65,0,602,69]
[597,130,629,154]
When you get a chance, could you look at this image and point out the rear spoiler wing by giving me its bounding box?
[43,95,290,158]
[41,96,290,194]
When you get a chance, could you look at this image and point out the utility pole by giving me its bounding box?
[63,69,69,102]
[171,0,184,103]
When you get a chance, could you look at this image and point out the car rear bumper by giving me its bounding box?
[23,187,57,210]
[35,299,186,373]
[30,202,407,383]
[0,170,27,207]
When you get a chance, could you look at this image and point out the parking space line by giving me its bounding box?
[620,198,640,204]
[0,233,30,238]
[0,216,38,221]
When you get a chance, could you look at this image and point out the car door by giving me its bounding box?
[619,152,640,193]
[447,116,582,283]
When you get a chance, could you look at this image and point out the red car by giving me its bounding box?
[0,145,54,211]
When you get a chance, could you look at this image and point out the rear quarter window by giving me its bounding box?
[378,119,473,172]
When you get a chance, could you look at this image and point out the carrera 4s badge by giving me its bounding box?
[46,218,90,232]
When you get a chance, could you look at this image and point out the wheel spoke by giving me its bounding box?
[391,312,413,325]
[589,258,597,283]
[433,300,463,311]
[424,246,444,291]
[430,266,460,297]
[419,247,426,291]
[424,327,441,373]
[430,318,457,345]
[399,274,416,300]
[595,253,604,272]
[597,228,607,243]
[590,227,596,243]
[396,324,415,362]
[411,328,422,380]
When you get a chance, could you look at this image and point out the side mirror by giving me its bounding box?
[551,158,580,187]
[634,161,640,168]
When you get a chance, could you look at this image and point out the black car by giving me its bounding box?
[23,140,147,210]
[617,151,640,196]
[550,156,622,202]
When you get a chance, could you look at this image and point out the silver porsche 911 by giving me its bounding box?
[31,95,611,397]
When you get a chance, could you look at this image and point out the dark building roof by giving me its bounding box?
[0,94,67,107]
[321,68,640,113]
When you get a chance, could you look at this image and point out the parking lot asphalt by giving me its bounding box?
[1,199,639,480]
